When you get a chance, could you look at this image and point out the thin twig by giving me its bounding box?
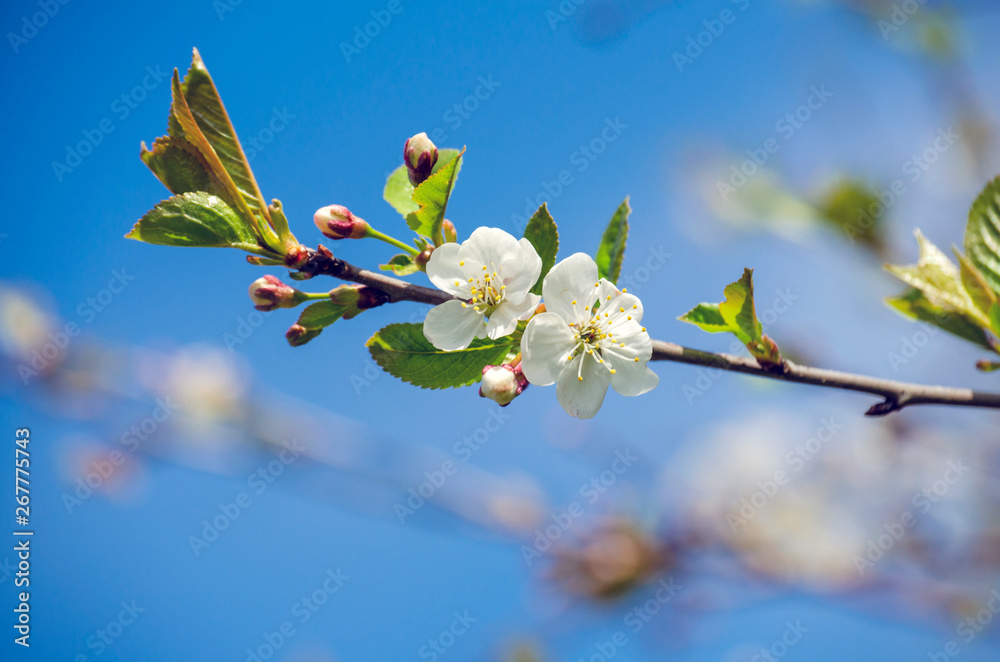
[296,247,1000,417]
[649,341,1000,416]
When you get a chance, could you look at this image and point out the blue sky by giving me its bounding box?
[3,0,1000,660]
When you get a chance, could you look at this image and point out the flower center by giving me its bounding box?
[565,301,617,381]
[466,264,506,314]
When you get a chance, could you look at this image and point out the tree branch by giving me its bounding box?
[296,247,1000,417]
[649,341,1000,416]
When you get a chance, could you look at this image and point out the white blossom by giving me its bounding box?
[520,253,657,418]
[423,227,542,351]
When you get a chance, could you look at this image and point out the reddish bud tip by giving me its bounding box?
[404,132,438,186]
[249,275,299,311]
[313,205,369,240]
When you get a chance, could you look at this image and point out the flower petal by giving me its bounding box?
[423,300,483,351]
[602,289,643,327]
[501,239,543,303]
[426,243,469,297]
[520,312,575,386]
[542,253,600,325]
[486,294,540,340]
[556,355,611,419]
[458,227,522,273]
[603,343,659,396]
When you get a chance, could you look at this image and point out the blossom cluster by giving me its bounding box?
[422,227,658,418]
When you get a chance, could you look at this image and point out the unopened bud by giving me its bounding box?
[479,364,529,406]
[442,219,457,243]
[404,132,438,186]
[415,247,434,271]
[249,275,302,311]
[286,324,321,347]
[314,205,369,240]
[284,244,310,268]
[329,284,362,306]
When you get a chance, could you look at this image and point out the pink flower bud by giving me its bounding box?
[479,364,529,407]
[442,219,457,243]
[248,275,299,311]
[285,324,320,347]
[313,205,369,240]
[404,132,438,186]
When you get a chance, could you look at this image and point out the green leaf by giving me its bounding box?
[383,148,462,218]
[678,303,731,334]
[522,203,559,295]
[813,178,885,252]
[991,303,1000,337]
[366,322,517,389]
[964,176,1000,296]
[595,197,630,284]
[125,191,258,249]
[286,300,353,346]
[718,268,763,346]
[178,49,272,228]
[680,268,782,367]
[956,249,997,317]
[406,149,465,244]
[298,300,350,329]
[380,253,419,276]
[139,135,217,196]
[885,230,990,327]
[886,288,995,352]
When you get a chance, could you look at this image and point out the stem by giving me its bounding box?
[366,228,420,256]
[302,292,332,300]
[292,247,1000,417]
[649,341,1000,416]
